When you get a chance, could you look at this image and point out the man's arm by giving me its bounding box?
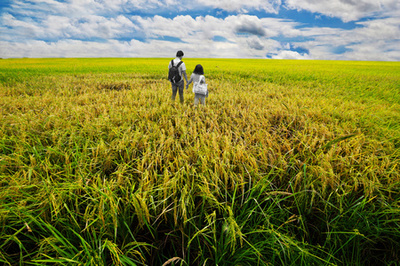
[182,70,188,84]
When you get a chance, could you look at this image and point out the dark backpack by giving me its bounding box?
[168,60,183,83]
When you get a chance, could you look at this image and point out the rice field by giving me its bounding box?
[0,58,399,265]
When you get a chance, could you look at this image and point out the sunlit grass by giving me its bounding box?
[1,58,399,265]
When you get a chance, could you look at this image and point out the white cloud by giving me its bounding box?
[3,11,400,61]
[344,41,400,61]
[197,0,281,13]
[337,18,400,61]
[5,0,182,21]
[134,14,298,41]
[271,50,311,59]
[0,39,135,58]
[130,14,298,57]
[0,13,290,59]
[134,15,197,39]
[285,0,400,22]
[1,13,44,40]
[1,0,399,60]
[1,11,140,41]
[288,16,400,61]
[355,17,400,40]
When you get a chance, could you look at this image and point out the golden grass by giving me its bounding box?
[0,58,399,265]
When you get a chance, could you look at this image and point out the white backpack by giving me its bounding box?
[193,75,207,95]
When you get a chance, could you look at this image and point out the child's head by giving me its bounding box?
[193,64,204,75]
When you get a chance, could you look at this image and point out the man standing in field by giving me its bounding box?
[168,50,188,104]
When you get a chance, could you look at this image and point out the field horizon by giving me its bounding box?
[1,58,399,265]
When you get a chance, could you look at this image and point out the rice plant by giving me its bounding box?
[0,58,399,265]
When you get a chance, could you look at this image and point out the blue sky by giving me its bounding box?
[1,0,399,60]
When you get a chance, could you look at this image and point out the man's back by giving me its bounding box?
[169,58,186,77]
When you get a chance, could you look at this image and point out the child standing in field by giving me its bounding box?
[186,64,208,106]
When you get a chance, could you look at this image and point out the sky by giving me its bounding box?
[0,0,399,60]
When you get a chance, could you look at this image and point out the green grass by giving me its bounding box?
[1,58,400,265]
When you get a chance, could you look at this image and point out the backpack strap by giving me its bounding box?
[177,61,183,67]
[171,59,174,67]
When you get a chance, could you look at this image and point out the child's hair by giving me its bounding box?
[193,64,204,75]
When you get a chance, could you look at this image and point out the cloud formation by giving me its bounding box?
[0,0,399,60]
[285,0,400,22]
[197,0,281,13]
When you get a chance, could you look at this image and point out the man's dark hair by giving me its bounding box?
[193,64,204,75]
[176,50,184,57]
